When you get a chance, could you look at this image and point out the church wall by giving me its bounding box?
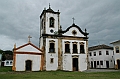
[63,55,72,71]
[62,39,87,71]
[45,38,58,70]
[40,13,46,36]
[40,37,43,49]
[45,13,59,34]
[62,54,87,71]
[16,54,41,71]
[79,55,87,71]
[63,27,85,37]
[16,45,42,53]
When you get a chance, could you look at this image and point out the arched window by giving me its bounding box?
[65,44,70,53]
[50,58,54,63]
[10,61,12,65]
[80,45,85,53]
[65,41,70,53]
[80,42,85,54]
[49,40,55,53]
[115,46,119,53]
[49,17,54,27]
[6,61,9,65]
[72,42,78,53]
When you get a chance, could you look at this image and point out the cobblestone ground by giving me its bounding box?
[83,69,120,72]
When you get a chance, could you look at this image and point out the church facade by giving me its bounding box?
[39,6,89,71]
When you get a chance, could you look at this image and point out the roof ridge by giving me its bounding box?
[89,44,113,51]
[61,23,89,36]
[14,42,43,52]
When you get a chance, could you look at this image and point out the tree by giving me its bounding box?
[0,49,6,61]
[0,49,3,54]
[4,50,13,55]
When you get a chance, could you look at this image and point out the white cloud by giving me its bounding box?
[0,0,120,50]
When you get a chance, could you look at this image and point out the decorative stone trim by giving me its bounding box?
[72,55,79,58]
[79,42,84,45]
[72,30,77,35]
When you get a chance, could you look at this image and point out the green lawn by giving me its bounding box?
[0,67,120,79]
[0,67,12,72]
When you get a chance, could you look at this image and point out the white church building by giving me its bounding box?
[39,5,89,71]
[12,5,89,72]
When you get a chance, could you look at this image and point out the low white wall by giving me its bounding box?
[16,54,41,71]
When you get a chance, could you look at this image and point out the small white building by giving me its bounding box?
[110,40,120,69]
[12,42,43,71]
[0,54,2,67]
[2,53,13,67]
[3,60,13,66]
[89,44,114,69]
[39,5,89,71]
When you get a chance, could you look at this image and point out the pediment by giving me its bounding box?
[15,43,42,53]
[63,27,84,37]
[62,24,88,37]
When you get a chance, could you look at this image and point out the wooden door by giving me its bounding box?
[73,58,78,71]
[25,60,32,71]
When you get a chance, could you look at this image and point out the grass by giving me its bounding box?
[0,67,120,79]
[0,66,12,72]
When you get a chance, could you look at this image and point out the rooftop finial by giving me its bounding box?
[28,35,32,43]
[85,28,87,33]
[49,3,51,9]
[60,25,62,30]
[14,43,16,49]
[44,7,46,10]
[72,17,75,24]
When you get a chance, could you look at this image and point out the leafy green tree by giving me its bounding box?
[4,50,13,55]
[0,49,5,61]
[0,49,3,54]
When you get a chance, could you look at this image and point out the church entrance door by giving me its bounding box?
[25,60,32,71]
[117,60,120,69]
[73,58,78,71]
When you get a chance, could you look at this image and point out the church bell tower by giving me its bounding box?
[39,4,61,70]
[40,4,60,37]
